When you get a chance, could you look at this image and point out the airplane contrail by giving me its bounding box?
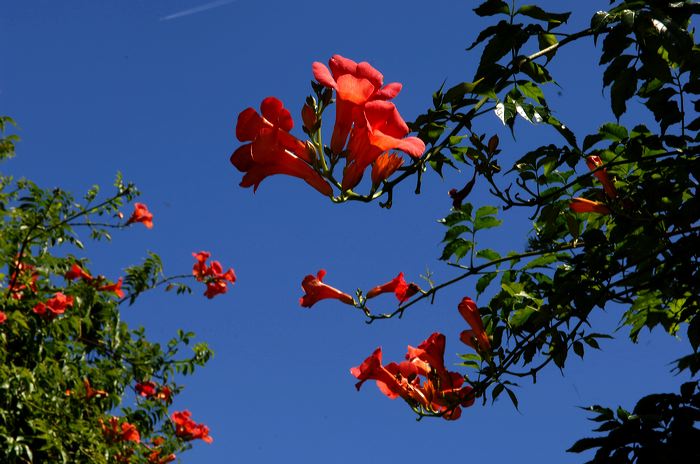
[160,0,237,21]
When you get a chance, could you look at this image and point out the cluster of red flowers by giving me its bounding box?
[65,262,125,298]
[33,292,75,319]
[135,381,172,403]
[230,97,333,195]
[351,333,475,420]
[147,437,176,464]
[349,294,491,420]
[171,410,213,443]
[192,251,236,299]
[2,202,151,325]
[314,55,425,189]
[230,55,426,195]
[100,416,141,444]
[570,155,618,215]
[7,258,39,300]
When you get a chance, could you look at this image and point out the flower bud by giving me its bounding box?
[301,104,317,132]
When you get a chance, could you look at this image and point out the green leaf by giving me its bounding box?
[439,204,473,227]
[505,387,519,410]
[519,81,546,104]
[520,61,553,83]
[492,383,504,402]
[567,437,605,453]
[516,5,571,26]
[475,205,498,219]
[537,33,558,62]
[476,272,498,296]
[442,225,472,242]
[440,238,473,261]
[474,1,509,17]
[509,305,537,327]
[445,80,482,103]
[610,67,637,119]
[476,248,501,261]
[474,216,503,231]
[599,122,628,141]
[522,254,558,270]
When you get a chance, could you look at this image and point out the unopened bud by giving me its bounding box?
[301,104,317,132]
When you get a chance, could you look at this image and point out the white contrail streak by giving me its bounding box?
[160,0,237,21]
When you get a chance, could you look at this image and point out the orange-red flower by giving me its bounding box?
[458,297,491,352]
[299,269,354,308]
[126,203,154,229]
[586,155,617,199]
[8,259,38,300]
[98,277,125,298]
[148,449,176,464]
[342,100,425,190]
[33,292,74,318]
[569,197,611,215]
[155,386,172,403]
[65,263,93,282]
[0,311,6,324]
[313,54,402,153]
[230,97,332,196]
[365,272,421,303]
[351,333,474,420]
[191,251,236,299]
[135,381,157,398]
[371,152,404,186]
[83,378,108,400]
[171,410,213,444]
[100,416,141,443]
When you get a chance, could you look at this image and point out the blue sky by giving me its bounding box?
[1,1,691,462]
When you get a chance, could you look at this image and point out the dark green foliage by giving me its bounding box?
[568,382,700,463]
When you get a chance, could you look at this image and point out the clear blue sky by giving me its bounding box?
[1,1,690,462]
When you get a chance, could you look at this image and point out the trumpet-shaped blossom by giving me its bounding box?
[135,381,157,398]
[148,449,176,464]
[172,410,213,444]
[83,378,108,400]
[156,386,173,403]
[98,277,125,298]
[371,152,404,186]
[586,155,617,199]
[312,54,402,153]
[126,203,154,229]
[100,417,141,443]
[342,100,425,190]
[8,259,38,300]
[365,272,420,303]
[191,251,236,299]
[569,197,611,215]
[351,333,474,420]
[65,263,93,282]
[33,292,74,319]
[458,297,491,352]
[299,269,354,308]
[230,97,332,196]
[0,311,6,324]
